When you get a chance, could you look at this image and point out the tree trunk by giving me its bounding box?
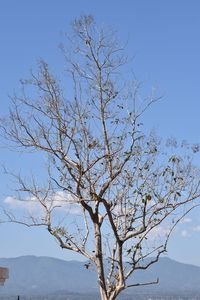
[94,221,109,300]
[99,286,109,300]
[94,221,123,300]
[99,287,118,300]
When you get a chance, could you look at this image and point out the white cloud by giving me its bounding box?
[50,191,81,214]
[149,226,170,240]
[4,196,39,212]
[181,230,191,238]
[4,191,81,215]
[193,225,200,232]
[180,217,192,224]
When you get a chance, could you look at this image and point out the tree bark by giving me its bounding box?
[99,286,109,300]
[94,222,108,300]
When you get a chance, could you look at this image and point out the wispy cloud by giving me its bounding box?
[193,225,200,232]
[181,230,191,238]
[180,217,192,224]
[149,226,170,239]
[4,191,81,215]
[4,196,39,212]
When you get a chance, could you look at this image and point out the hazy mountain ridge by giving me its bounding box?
[0,256,200,296]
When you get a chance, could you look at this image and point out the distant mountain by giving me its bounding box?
[0,255,200,297]
[0,256,97,296]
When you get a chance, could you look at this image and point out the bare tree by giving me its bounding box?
[1,16,200,300]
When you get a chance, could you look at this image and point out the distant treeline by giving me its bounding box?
[2,295,200,300]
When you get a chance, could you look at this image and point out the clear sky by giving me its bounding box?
[1,0,200,265]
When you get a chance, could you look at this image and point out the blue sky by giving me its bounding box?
[1,0,200,265]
